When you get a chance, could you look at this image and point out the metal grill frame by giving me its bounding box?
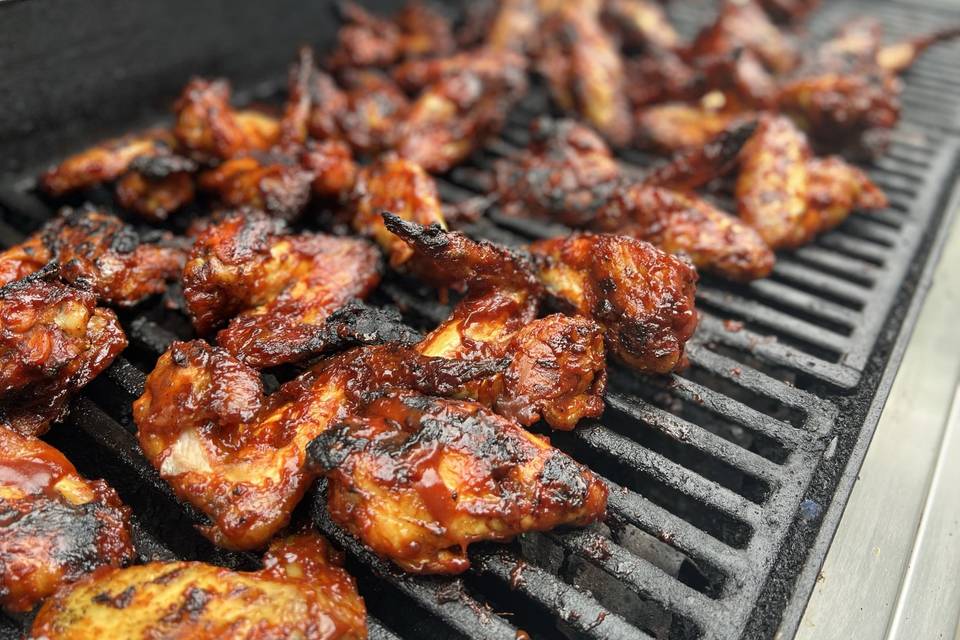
[1,1,959,638]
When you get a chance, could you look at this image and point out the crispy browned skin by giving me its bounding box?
[396,60,528,173]
[697,49,779,111]
[0,208,184,306]
[0,268,127,437]
[308,391,608,573]
[0,426,134,614]
[198,152,314,221]
[39,130,177,196]
[624,50,700,109]
[531,233,699,373]
[30,532,366,640]
[115,152,197,222]
[392,47,527,93]
[173,78,280,161]
[349,155,446,268]
[737,115,887,247]
[635,102,745,153]
[494,119,773,281]
[328,0,454,71]
[182,211,381,367]
[538,4,633,147]
[688,0,799,74]
[485,0,541,52]
[301,139,359,198]
[384,214,607,429]
[337,70,411,155]
[282,47,351,143]
[602,0,679,52]
[134,340,506,549]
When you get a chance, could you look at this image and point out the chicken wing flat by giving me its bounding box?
[198,152,314,221]
[384,214,607,430]
[174,78,280,161]
[602,0,680,52]
[0,426,134,614]
[134,340,506,549]
[0,269,127,436]
[39,129,177,197]
[737,116,887,247]
[0,207,184,306]
[114,152,197,222]
[531,233,699,373]
[635,102,745,153]
[689,0,799,74]
[29,531,366,640]
[396,62,528,173]
[876,26,960,75]
[182,211,381,367]
[538,4,633,147]
[349,154,446,268]
[308,391,608,574]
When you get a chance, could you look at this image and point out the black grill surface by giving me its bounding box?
[1,1,959,639]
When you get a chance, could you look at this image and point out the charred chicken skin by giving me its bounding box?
[0,207,184,307]
[384,213,607,430]
[736,115,887,249]
[349,154,447,268]
[198,152,314,222]
[114,152,198,222]
[0,426,135,614]
[309,391,608,574]
[133,340,507,550]
[530,233,699,373]
[493,119,773,281]
[538,3,633,147]
[0,268,127,437]
[29,531,366,640]
[635,102,746,153]
[182,211,381,367]
[688,0,799,74]
[601,0,680,53]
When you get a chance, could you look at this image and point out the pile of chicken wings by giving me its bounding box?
[1,1,956,637]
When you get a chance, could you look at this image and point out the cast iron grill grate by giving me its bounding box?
[0,1,959,638]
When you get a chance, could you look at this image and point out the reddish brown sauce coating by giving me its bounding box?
[182,211,381,367]
[0,268,127,436]
[0,207,185,307]
[309,391,608,573]
[0,425,134,613]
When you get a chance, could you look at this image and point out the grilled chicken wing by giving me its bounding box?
[349,155,446,268]
[328,1,454,72]
[624,50,700,109]
[198,152,314,221]
[308,391,608,573]
[392,47,527,93]
[635,102,745,153]
[396,61,528,173]
[39,130,177,197]
[530,233,699,373]
[336,70,411,155]
[384,214,607,430]
[182,211,381,367]
[689,0,799,74]
[737,115,887,247]
[494,119,773,281]
[174,78,280,161]
[538,3,633,147]
[602,0,680,52]
[0,207,184,306]
[134,340,506,549]
[484,0,542,52]
[29,531,366,640]
[876,26,960,75]
[0,268,126,436]
[0,426,134,614]
[114,152,197,222]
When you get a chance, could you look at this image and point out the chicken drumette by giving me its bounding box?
[182,211,381,368]
[384,214,607,430]
[0,268,127,436]
[29,531,365,640]
[308,391,608,574]
[0,207,184,306]
[0,426,135,614]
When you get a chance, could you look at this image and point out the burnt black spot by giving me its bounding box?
[93,585,136,609]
